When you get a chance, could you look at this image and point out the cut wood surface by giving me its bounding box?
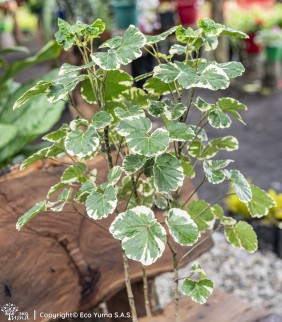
[0,156,213,319]
[140,289,282,322]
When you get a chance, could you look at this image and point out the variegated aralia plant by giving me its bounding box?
[14,17,276,321]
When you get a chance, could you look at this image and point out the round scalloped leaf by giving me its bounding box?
[208,108,232,129]
[92,111,113,129]
[61,163,87,183]
[166,208,199,246]
[115,105,145,119]
[167,123,194,142]
[181,278,214,304]
[109,206,167,266]
[86,185,117,220]
[127,128,169,157]
[217,62,245,79]
[225,221,258,253]
[65,124,99,158]
[74,181,97,203]
[188,200,215,232]
[203,159,232,184]
[153,153,184,193]
[122,154,147,175]
[116,116,152,136]
[247,184,277,218]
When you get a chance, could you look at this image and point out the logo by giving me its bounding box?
[1,304,29,321]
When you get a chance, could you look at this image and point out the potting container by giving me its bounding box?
[177,0,199,26]
[244,33,262,54]
[265,46,282,62]
[112,1,137,29]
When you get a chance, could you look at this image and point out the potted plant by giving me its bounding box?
[225,189,282,256]
[112,0,137,29]
[255,26,282,62]
[176,0,200,26]
[12,17,276,321]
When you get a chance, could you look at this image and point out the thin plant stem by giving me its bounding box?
[181,177,206,208]
[122,251,139,322]
[142,264,152,322]
[67,94,87,119]
[173,251,180,322]
[104,126,113,169]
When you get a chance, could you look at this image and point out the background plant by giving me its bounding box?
[13,17,276,322]
[0,42,64,168]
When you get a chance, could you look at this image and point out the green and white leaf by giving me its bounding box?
[166,208,199,246]
[50,188,73,212]
[169,44,186,56]
[203,159,232,184]
[221,27,248,39]
[115,105,145,119]
[225,169,252,203]
[86,185,117,219]
[65,124,99,158]
[116,116,152,136]
[182,159,196,179]
[217,62,245,79]
[47,182,68,198]
[16,201,46,230]
[208,108,232,129]
[43,123,69,142]
[126,128,169,157]
[74,181,97,203]
[217,97,247,124]
[153,153,184,193]
[225,221,258,253]
[247,184,276,218]
[61,163,87,183]
[109,206,167,266]
[188,200,215,232]
[122,154,147,175]
[146,26,177,44]
[92,111,113,129]
[181,278,214,304]
[108,166,122,185]
[194,97,213,112]
[155,194,168,209]
[167,123,194,141]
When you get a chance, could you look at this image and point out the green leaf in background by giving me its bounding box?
[217,97,247,125]
[107,166,122,185]
[167,123,195,141]
[208,108,232,129]
[188,200,215,232]
[0,124,18,149]
[86,185,117,219]
[166,208,199,246]
[74,181,97,203]
[109,206,167,266]
[122,154,147,175]
[203,159,232,184]
[16,201,46,230]
[153,153,184,193]
[92,111,113,129]
[181,278,214,304]
[155,194,168,209]
[1,41,61,82]
[65,124,99,159]
[225,169,252,203]
[247,184,277,218]
[143,77,177,96]
[225,221,258,253]
[182,159,196,178]
[92,25,146,70]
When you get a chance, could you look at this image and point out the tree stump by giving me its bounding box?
[0,157,213,320]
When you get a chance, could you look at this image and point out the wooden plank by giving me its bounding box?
[140,289,282,322]
[0,156,213,320]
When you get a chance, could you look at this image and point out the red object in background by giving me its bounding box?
[177,0,200,26]
[236,0,275,8]
[244,33,262,53]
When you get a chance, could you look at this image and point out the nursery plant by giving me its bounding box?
[13,17,277,321]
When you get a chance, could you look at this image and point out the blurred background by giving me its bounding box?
[0,0,282,320]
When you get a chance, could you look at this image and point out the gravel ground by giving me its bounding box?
[155,232,282,315]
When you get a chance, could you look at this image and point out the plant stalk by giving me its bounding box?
[122,251,139,322]
[142,265,152,322]
[173,251,180,322]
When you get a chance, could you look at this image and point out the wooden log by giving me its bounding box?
[0,157,213,319]
[139,289,282,322]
